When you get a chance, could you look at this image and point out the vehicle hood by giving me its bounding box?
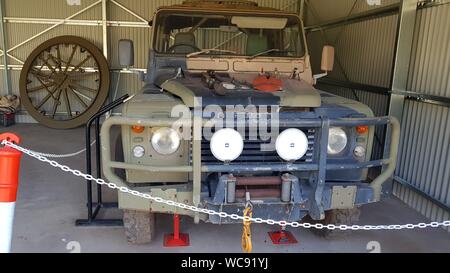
[160,76,322,108]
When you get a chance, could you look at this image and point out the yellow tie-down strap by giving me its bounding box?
[242,206,253,253]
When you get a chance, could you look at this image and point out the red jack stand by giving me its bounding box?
[268,227,298,245]
[164,214,190,247]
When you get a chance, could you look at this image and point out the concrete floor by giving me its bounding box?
[2,124,450,253]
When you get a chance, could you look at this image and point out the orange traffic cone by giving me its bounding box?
[0,133,22,253]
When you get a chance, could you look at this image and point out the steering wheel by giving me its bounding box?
[167,44,201,53]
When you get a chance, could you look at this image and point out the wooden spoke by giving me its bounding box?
[27,82,56,93]
[38,55,57,74]
[69,71,99,79]
[35,89,56,111]
[68,86,89,108]
[56,45,62,70]
[70,86,94,102]
[51,89,63,118]
[72,55,92,72]
[62,88,72,118]
[38,60,46,72]
[30,67,51,80]
[48,53,62,71]
[64,45,77,73]
[35,76,60,101]
[69,82,98,93]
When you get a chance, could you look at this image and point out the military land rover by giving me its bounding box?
[101,0,400,243]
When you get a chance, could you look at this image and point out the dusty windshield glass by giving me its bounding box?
[153,12,305,58]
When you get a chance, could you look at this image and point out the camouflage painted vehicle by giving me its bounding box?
[101,0,400,243]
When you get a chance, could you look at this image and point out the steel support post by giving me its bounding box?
[382,0,419,195]
[102,0,108,59]
[298,0,305,20]
[0,0,11,95]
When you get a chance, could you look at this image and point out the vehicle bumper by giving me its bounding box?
[102,116,400,221]
[205,175,374,224]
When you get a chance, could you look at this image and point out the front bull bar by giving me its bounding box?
[101,116,400,220]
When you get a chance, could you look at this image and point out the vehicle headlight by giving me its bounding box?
[276,129,309,161]
[210,128,244,162]
[354,145,366,158]
[133,146,145,158]
[151,128,181,155]
[328,127,348,155]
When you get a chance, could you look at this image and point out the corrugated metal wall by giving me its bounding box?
[407,4,450,98]
[0,0,300,120]
[305,0,398,159]
[305,0,399,25]
[305,0,449,230]
[393,4,450,231]
[395,101,450,226]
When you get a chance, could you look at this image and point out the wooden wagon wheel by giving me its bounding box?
[20,36,110,129]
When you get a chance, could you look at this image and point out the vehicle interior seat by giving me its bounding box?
[246,34,269,56]
[170,32,199,54]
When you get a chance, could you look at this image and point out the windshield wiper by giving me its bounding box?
[247,49,282,60]
[186,48,237,58]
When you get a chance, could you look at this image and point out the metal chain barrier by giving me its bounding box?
[22,140,96,159]
[2,140,450,231]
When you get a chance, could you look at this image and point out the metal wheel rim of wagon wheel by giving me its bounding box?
[19,36,110,129]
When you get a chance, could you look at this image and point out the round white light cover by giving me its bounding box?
[151,127,181,155]
[133,146,145,158]
[276,129,309,161]
[210,128,244,162]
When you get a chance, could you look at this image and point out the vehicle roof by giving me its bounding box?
[157,0,298,16]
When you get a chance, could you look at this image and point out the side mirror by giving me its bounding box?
[321,45,335,72]
[119,39,134,67]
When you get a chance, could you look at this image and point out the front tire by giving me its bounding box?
[305,208,361,238]
[123,210,156,245]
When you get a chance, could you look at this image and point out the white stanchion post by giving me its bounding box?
[0,202,15,253]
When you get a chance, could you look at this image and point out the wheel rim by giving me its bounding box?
[20,36,110,129]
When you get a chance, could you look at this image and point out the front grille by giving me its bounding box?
[201,128,316,164]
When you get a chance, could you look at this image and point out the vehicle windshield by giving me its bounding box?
[153,11,306,58]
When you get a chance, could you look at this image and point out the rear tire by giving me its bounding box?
[305,208,361,238]
[123,210,156,245]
